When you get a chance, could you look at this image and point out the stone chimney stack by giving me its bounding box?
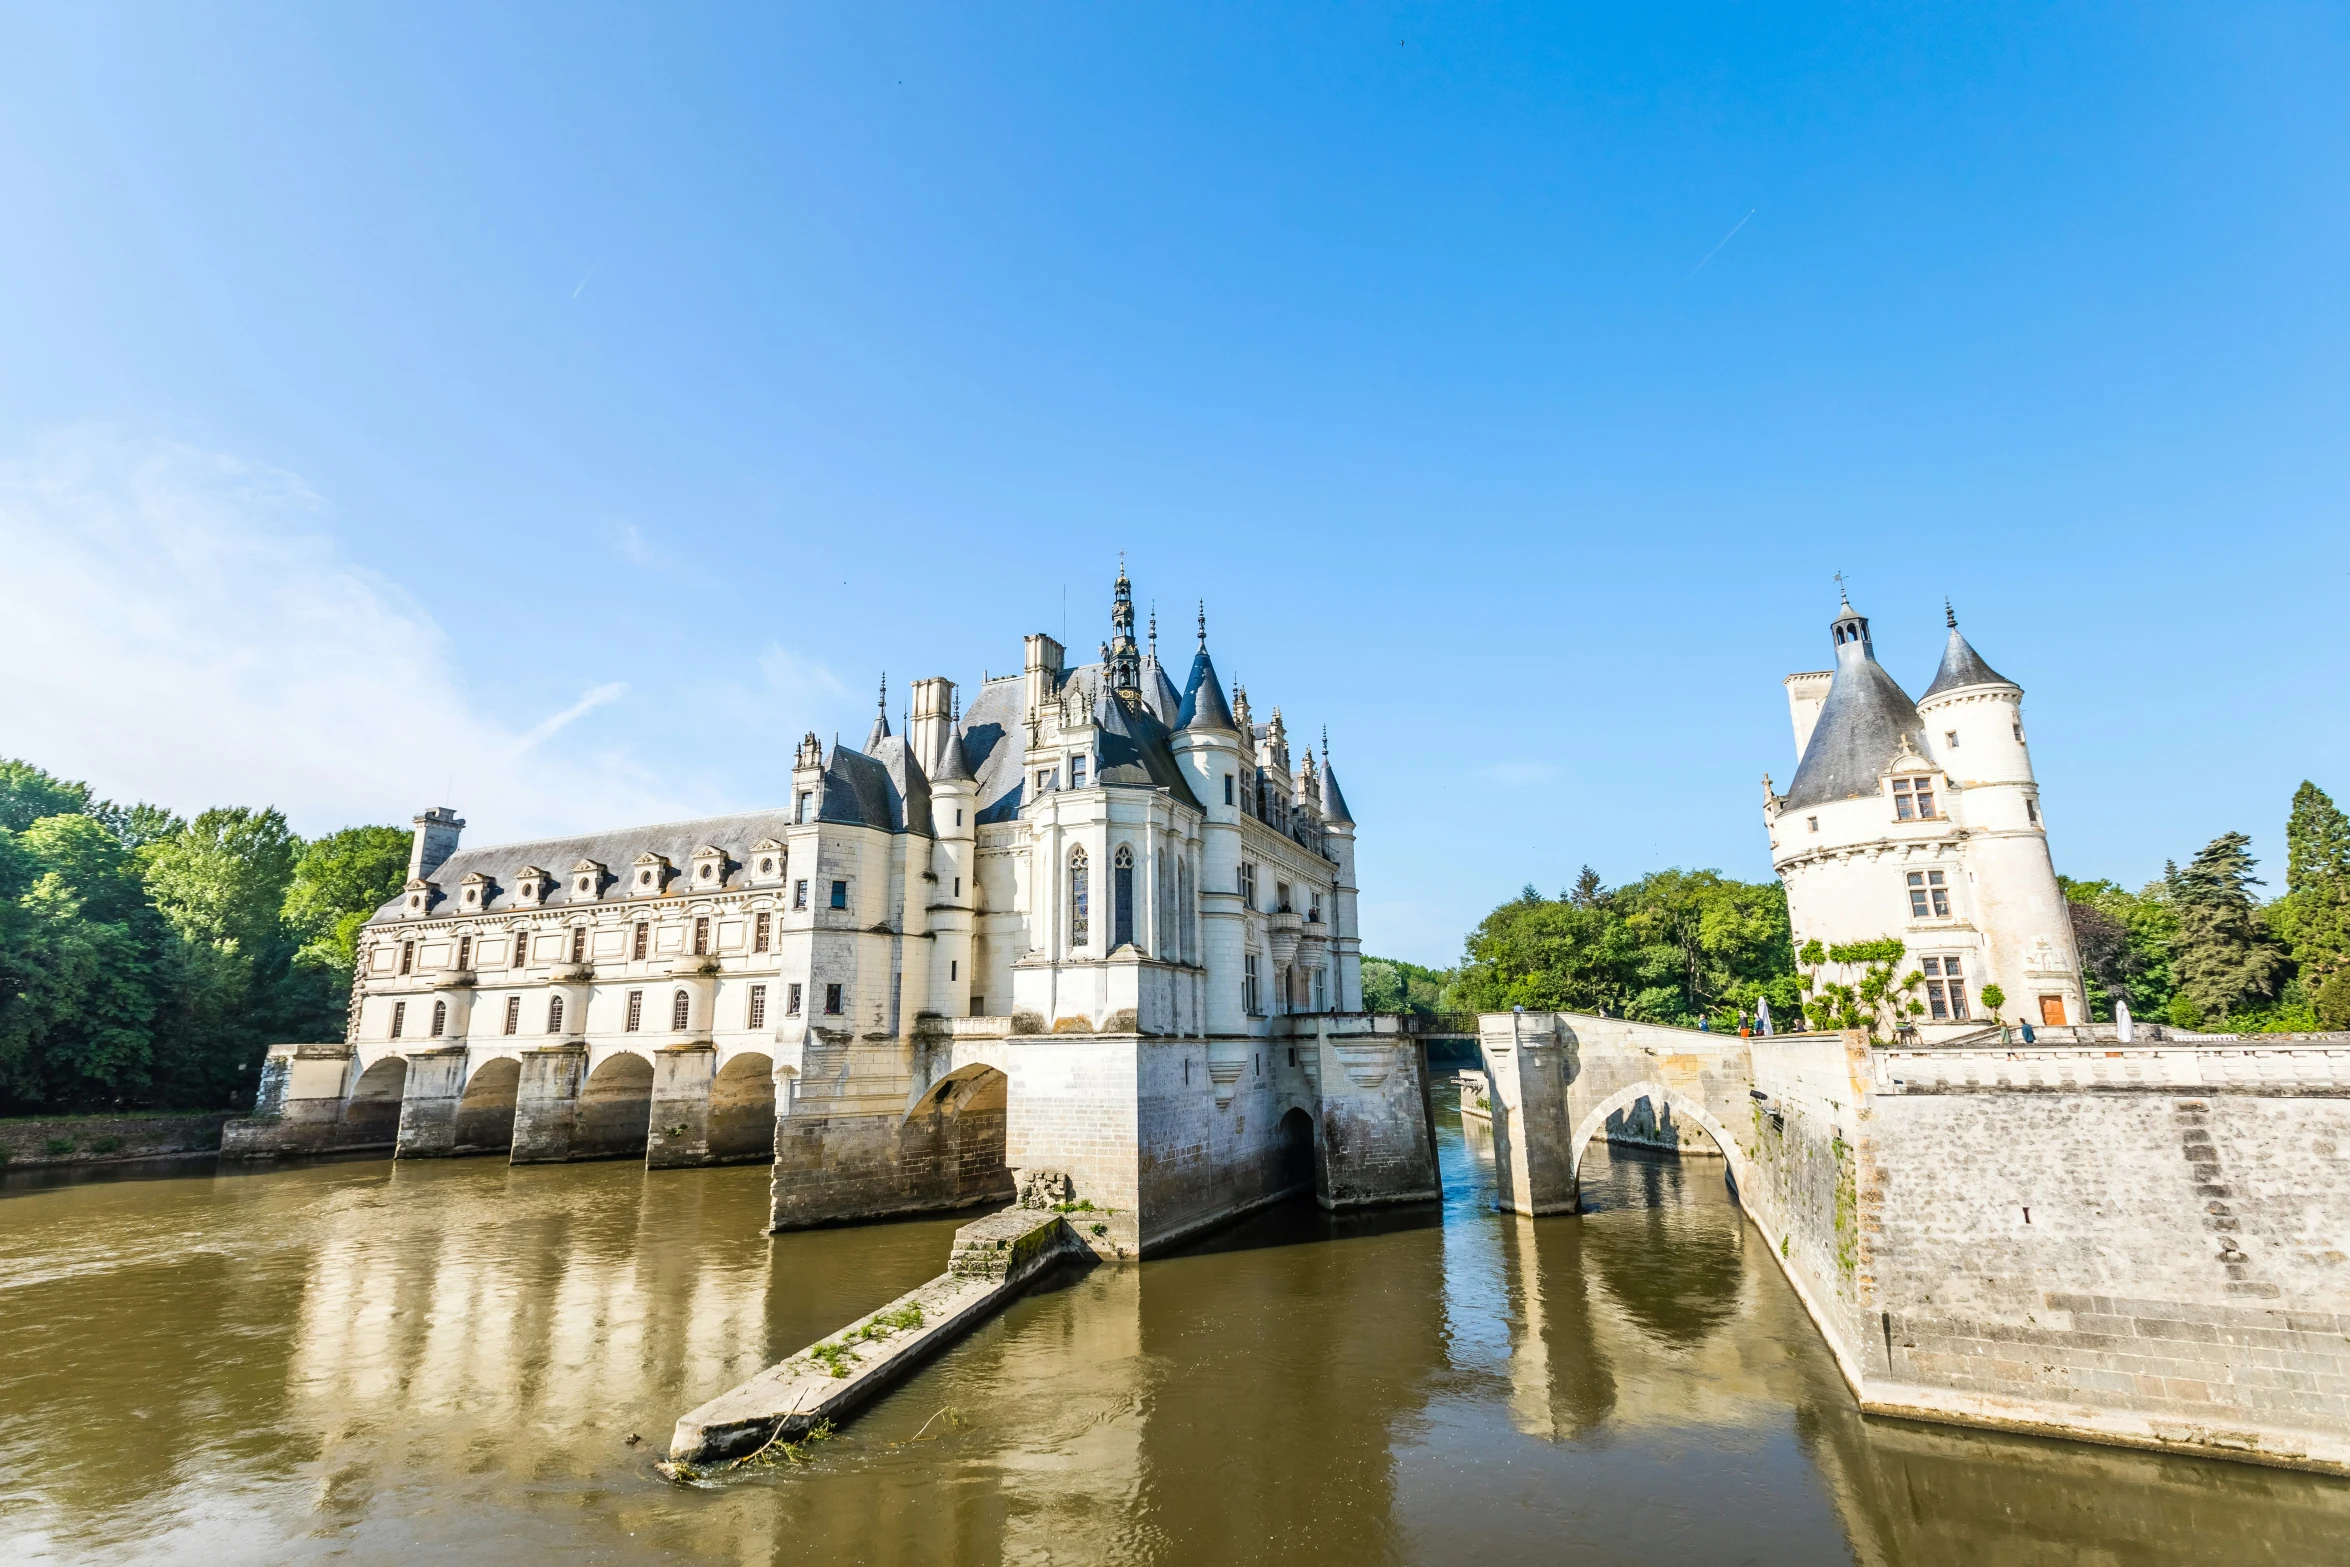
[409,807,465,882]
[909,677,957,776]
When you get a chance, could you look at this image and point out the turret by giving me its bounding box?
[1106,563,1142,700]
[1318,731,1362,1011]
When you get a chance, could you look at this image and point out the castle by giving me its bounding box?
[241,568,1437,1253]
[1764,595,2086,1033]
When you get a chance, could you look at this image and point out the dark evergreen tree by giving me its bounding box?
[2278,781,2350,1005]
[2169,832,2289,1023]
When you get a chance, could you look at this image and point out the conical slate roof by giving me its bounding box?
[1322,764,1354,826]
[1921,625,2014,700]
[930,725,975,784]
[1781,617,1929,812]
[1176,648,1236,733]
[1145,658,1184,726]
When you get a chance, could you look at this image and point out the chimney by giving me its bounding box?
[909,677,956,775]
[409,807,465,881]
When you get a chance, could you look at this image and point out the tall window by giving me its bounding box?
[1922,956,1969,1020]
[671,990,690,1030]
[1239,861,1257,910]
[456,936,472,970]
[1179,858,1194,959]
[430,999,446,1037]
[1113,846,1135,950]
[754,911,772,952]
[693,917,710,956]
[1893,776,1937,820]
[632,922,649,960]
[794,879,809,910]
[2026,797,2040,825]
[1276,881,1292,914]
[1906,870,1950,918]
[787,982,803,1017]
[796,790,813,823]
[626,990,644,1032]
[569,927,586,964]
[503,995,520,1035]
[829,880,848,910]
[547,995,564,1033]
[513,930,530,968]
[1068,848,1090,948]
[824,982,844,1015]
[1070,755,1088,788]
[1313,967,1326,1012]
[390,1000,406,1038]
[749,984,767,1028]
[399,940,415,976]
[1224,774,1235,806]
[1243,953,1260,1015]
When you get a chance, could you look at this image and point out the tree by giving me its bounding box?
[1798,937,1923,1038]
[1360,955,1453,1016]
[284,825,410,973]
[2169,833,2289,1024]
[0,816,172,1107]
[1,759,94,831]
[2059,875,2178,1021]
[2277,781,2350,996]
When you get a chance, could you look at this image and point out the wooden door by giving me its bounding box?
[2039,995,2066,1026]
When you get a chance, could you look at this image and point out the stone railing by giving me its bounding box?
[1875,1042,2350,1095]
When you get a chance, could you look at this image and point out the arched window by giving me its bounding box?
[1068,847,1090,949]
[1113,846,1135,950]
[430,999,446,1037]
[1178,857,1194,961]
[547,994,564,1034]
[672,989,691,1030]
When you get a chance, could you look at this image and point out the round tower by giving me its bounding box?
[1916,607,2085,1027]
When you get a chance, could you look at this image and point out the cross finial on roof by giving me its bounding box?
[1833,570,1850,606]
[1197,600,1207,649]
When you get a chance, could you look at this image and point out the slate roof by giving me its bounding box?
[1322,764,1354,826]
[1921,625,2015,700]
[371,807,801,922]
[1176,648,1237,733]
[1143,656,1183,727]
[1781,637,1930,812]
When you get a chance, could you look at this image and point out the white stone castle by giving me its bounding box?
[250,567,1439,1253]
[1763,595,2086,1033]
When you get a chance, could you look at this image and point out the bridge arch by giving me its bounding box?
[574,1049,654,1160]
[452,1054,520,1155]
[906,1062,1009,1122]
[708,1051,776,1162]
[1567,1079,1752,1202]
[342,1054,408,1145]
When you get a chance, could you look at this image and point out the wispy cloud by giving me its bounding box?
[757,645,850,708]
[0,428,691,837]
[605,518,660,568]
[511,682,627,756]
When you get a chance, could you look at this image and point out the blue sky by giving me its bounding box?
[2,4,2344,964]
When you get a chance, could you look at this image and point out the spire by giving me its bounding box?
[1148,602,1157,660]
[1176,603,1236,733]
[1320,727,1354,825]
[1197,600,1207,650]
[1781,592,1928,812]
[865,673,891,752]
[1922,601,2016,700]
[1106,560,1142,699]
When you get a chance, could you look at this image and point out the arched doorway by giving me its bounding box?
[452,1056,520,1156]
[1276,1107,1316,1198]
[341,1056,408,1147]
[707,1052,776,1163]
[574,1051,654,1161]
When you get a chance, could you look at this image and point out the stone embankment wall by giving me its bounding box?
[1477,1012,2350,1474]
[1860,1045,2350,1473]
[0,1112,233,1168]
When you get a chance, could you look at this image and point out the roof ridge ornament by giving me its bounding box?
[1945,597,1958,629]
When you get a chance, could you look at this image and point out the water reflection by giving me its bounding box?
[4,1101,2348,1565]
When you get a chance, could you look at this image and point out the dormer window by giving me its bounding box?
[749,839,786,885]
[691,845,728,886]
[632,853,671,896]
[1070,755,1088,788]
[571,860,607,900]
[403,877,435,918]
[1892,776,1937,821]
[796,791,814,823]
[514,866,550,906]
[460,871,494,910]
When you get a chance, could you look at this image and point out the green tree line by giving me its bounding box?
[1386,778,2350,1037]
[0,757,409,1114]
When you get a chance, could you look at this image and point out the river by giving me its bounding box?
[4,1090,2345,1564]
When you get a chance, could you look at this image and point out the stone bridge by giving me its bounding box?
[1478,1010,2350,1477]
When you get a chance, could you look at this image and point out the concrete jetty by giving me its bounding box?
[667,1206,1088,1466]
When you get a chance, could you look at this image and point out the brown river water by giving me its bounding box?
[5,1090,2346,1565]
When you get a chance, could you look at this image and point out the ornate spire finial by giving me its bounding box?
[1322,725,1329,764]
[878,672,887,711]
[1945,597,1957,629]
[1149,601,1158,659]
[1197,599,1207,649]
[1833,569,1850,606]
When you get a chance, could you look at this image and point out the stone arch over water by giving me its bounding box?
[452,1055,520,1155]
[707,1052,776,1163]
[1276,1106,1316,1198]
[575,1050,654,1161]
[342,1055,408,1146]
[1566,1079,1751,1202]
